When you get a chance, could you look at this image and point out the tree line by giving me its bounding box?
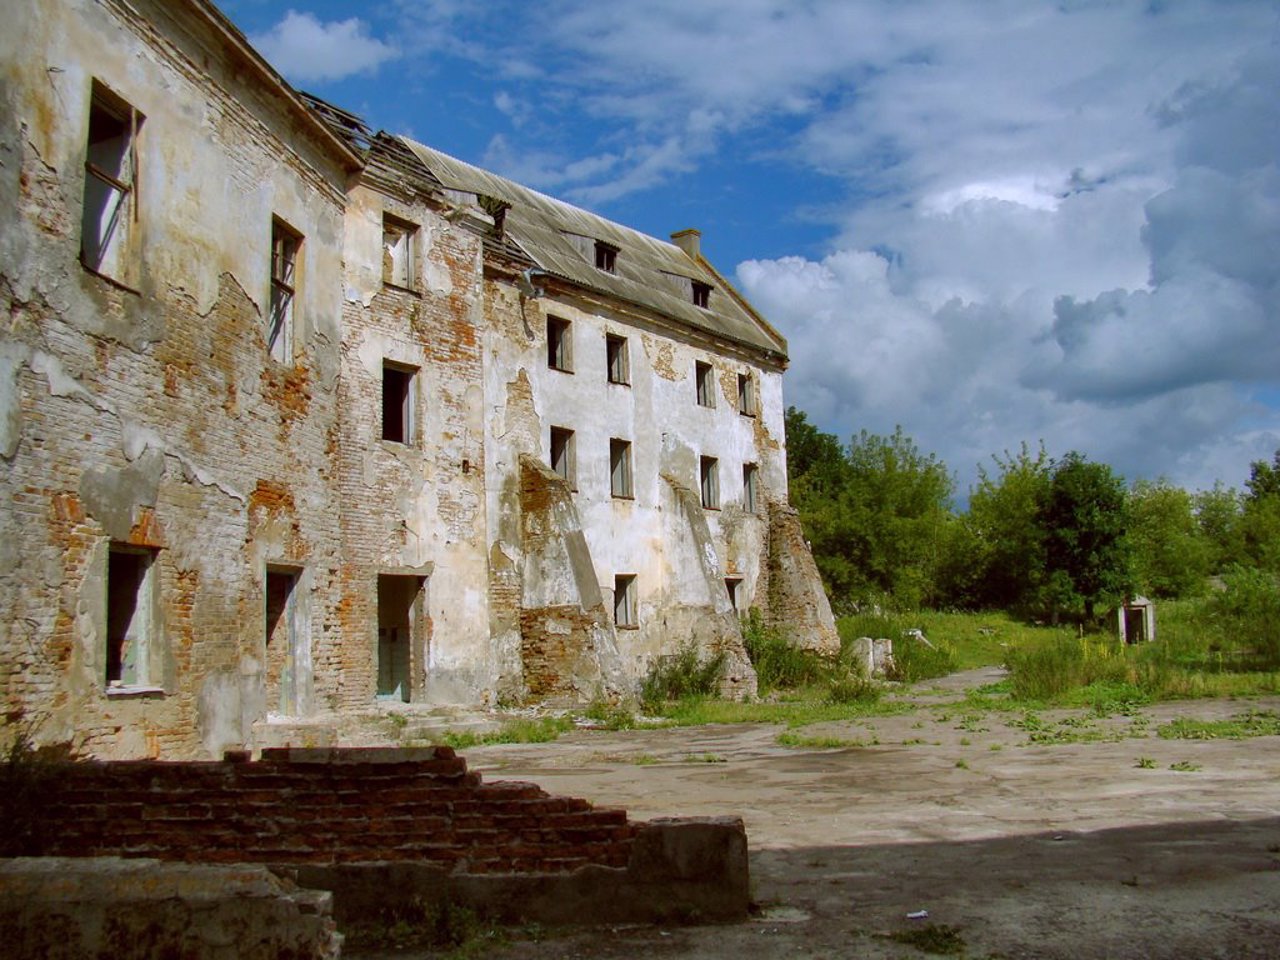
[785,407,1280,622]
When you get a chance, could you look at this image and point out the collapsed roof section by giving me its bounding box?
[401,139,788,366]
[298,91,786,366]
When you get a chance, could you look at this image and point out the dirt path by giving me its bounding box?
[355,671,1280,958]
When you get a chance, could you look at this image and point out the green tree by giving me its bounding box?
[1243,450,1280,573]
[783,407,849,501]
[1039,452,1133,624]
[964,442,1052,611]
[1127,479,1210,598]
[839,427,954,608]
[1193,483,1246,573]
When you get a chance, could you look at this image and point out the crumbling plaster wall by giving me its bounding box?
[482,278,784,696]
[336,184,492,707]
[0,0,351,757]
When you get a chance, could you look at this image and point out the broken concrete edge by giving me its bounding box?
[0,857,342,960]
[291,815,751,927]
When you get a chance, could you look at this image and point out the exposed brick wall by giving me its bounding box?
[37,746,635,875]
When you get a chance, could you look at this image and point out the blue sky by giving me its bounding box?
[223,0,1280,498]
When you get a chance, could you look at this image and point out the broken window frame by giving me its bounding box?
[381,213,418,290]
[743,463,760,514]
[606,333,630,385]
[610,438,634,499]
[268,218,301,363]
[594,240,618,274]
[105,544,158,690]
[550,426,576,489]
[80,81,142,283]
[737,373,757,417]
[381,360,417,445]
[547,316,573,372]
[700,455,720,510]
[692,280,712,309]
[695,361,716,408]
[614,574,638,629]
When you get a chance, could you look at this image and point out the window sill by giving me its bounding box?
[549,365,574,374]
[615,623,640,631]
[106,684,165,699]
[703,505,721,512]
[608,379,631,388]
[79,260,141,296]
[611,494,635,502]
[380,281,422,298]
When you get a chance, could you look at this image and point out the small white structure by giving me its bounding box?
[1116,596,1156,644]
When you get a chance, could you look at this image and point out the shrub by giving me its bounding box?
[741,609,830,692]
[0,711,80,857]
[885,633,959,683]
[640,642,726,709]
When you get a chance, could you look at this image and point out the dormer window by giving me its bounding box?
[595,240,618,274]
[692,280,712,309]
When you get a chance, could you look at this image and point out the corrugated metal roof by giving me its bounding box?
[400,138,787,361]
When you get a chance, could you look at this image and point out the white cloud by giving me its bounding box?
[736,31,1280,494]
[251,11,397,84]
[371,0,1280,492]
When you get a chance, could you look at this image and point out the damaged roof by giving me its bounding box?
[400,139,787,363]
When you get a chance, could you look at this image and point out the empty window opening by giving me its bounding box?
[377,574,422,702]
[737,373,756,416]
[700,456,720,509]
[106,546,155,687]
[695,361,715,408]
[382,215,417,289]
[381,361,416,444]
[692,280,712,309]
[269,218,300,363]
[610,439,633,499]
[547,316,573,372]
[725,577,743,612]
[550,426,576,488]
[743,463,760,513]
[614,574,637,628]
[264,567,302,716]
[606,334,630,385]
[81,83,142,280]
[595,240,618,273]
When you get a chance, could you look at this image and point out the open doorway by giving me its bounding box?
[377,574,423,702]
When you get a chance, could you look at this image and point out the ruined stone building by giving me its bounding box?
[1,0,837,759]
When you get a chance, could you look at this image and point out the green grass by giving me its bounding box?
[438,716,574,749]
[1157,710,1280,740]
[879,923,967,955]
[655,693,913,729]
[776,731,873,749]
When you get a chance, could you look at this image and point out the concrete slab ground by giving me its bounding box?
[350,669,1280,958]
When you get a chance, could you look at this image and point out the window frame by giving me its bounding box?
[105,544,159,691]
[743,463,760,514]
[737,373,757,417]
[606,333,630,385]
[547,316,573,372]
[594,240,619,274]
[610,438,634,499]
[381,213,418,291]
[695,361,716,408]
[268,217,301,363]
[80,81,142,283]
[550,425,576,489]
[700,455,720,510]
[692,280,712,309]
[725,577,743,612]
[381,360,418,445]
[613,574,638,629]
